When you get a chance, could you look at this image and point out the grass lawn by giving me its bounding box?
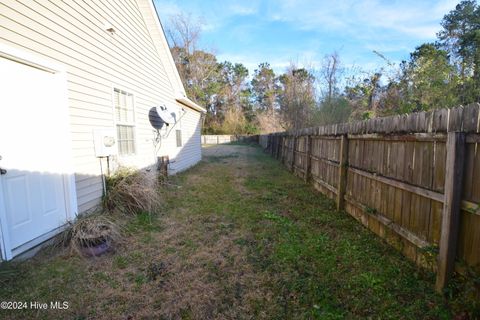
[0,144,466,319]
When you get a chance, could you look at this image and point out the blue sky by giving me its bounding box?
[154,0,459,76]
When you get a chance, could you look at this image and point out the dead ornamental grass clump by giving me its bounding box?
[60,167,161,257]
[103,167,161,216]
[64,214,123,257]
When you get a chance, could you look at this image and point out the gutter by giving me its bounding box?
[176,96,206,113]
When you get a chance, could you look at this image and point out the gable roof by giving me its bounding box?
[136,0,206,113]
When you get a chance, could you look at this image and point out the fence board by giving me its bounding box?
[260,108,480,291]
[436,132,466,292]
[201,135,259,144]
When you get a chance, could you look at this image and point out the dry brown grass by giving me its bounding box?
[0,145,457,319]
[103,167,161,215]
[62,214,123,257]
[38,211,275,319]
[149,215,275,319]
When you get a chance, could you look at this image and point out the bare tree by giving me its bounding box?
[278,63,317,130]
[164,12,220,115]
[165,13,202,55]
[320,52,342,103]
[255,111,284,133]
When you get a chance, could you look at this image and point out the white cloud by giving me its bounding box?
[155,0,461,75]
[264,0,458,40]
[217,49,327,77]
[217,52,292,75]
[154,1,182,17]
[201,23,217,32]
[229,3,259,16]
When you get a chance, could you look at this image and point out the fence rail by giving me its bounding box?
[259,103,480,292]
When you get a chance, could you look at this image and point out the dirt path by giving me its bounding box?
[201,144,254,195]
[147,144,277,319]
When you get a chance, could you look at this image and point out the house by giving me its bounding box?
[0,0,205,260]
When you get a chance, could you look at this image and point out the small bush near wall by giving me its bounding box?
[103,167,161,216]
[58,167,162,257]
[63,214,122,257]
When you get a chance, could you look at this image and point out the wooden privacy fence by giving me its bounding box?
[202,135,259,145]
[260,104,480,292]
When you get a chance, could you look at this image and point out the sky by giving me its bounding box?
[154,0,460,76]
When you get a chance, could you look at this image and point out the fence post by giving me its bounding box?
[273,135,276,156]
[273,135,276,154]
[276,136,279,159]
[336,134,349,211]
[280,136,283,163]
[276,136,280,159]
[291,135,296,172]
[304,135,312,183]
[280,135,283,160]
[435,132,465,293]
[268,135,272,155]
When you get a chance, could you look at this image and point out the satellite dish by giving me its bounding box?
[156,104,176,125]
[149,107,164,130]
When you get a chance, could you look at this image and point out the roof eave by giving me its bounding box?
[176,96,206,113]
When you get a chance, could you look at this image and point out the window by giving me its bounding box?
[114,88,136,155]
[176,129,182,147]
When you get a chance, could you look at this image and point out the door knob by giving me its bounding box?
[0,168,6,175]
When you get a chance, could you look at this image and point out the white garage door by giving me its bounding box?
[0,50,76,260]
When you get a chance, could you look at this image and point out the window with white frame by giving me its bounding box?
[176,129,182,147]
[114,88,136,155]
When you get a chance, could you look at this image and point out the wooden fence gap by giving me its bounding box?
[304,135,312,183]
[336,134,349,211]
[435,132,466,292]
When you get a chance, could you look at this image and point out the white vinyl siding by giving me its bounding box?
[168,107,202,174]
[0,0,203,214]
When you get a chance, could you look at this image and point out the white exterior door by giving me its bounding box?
[0,49,76,259]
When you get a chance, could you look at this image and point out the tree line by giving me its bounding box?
[166,0,480,134]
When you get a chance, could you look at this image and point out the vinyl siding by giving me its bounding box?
[170,108,202,172]
[163,106,202,174]
[0,0,202,213]
[136,0,186,96]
